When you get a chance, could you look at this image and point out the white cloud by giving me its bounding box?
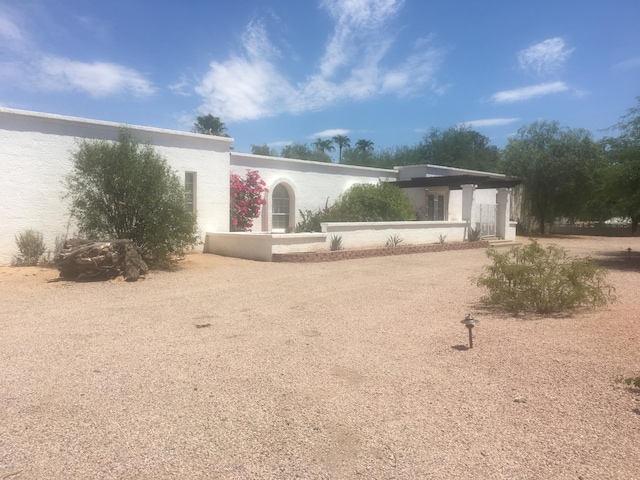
[457,118,521,128]
[490,82,568,103]
[517,37,574,76]
[311,128,350,138]
[614,56,640,70]
[0,11,24,46]
[195,0,445,122]
[0,8,156,99]
[269,140,292,147]
[169,75,192,96]
[38,56,156,97]
[195,21,298,121]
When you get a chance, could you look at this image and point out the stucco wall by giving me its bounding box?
[0,108,232,265]
[230,152,395,232]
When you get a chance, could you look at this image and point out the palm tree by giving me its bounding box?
[332,135,351,163]
[355,139,374,153]
[192,114,228,137]
[313,138,335,154]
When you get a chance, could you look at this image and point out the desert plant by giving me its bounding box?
[13,229,46,266]
[476,240,615,314]
[467,227,482,242]
[386,234,404,247]
[296,199,331,232]
[329,234,343,251]
[65,128,199,266]
[616,376,640,389]
[438,233,448,244]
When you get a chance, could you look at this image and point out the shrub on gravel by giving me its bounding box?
[476,240,616,314]
[13,229,46,266]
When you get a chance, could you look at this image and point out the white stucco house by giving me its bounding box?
[0,107,519,264]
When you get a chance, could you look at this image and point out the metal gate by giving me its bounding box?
[474,203,496,237]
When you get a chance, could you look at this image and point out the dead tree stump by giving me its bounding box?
[54,239,148,282]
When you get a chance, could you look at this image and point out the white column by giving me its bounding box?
[461,184,477,222]
[461,184,477,240]
[496,188,510,239]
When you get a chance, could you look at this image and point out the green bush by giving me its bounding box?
[14,229,46,266]
[65,128,199,266]
[328,183,416,222]
[476,241,615,314]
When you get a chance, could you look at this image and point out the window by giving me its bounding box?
[426,192,446,221]
[272,184,290,230]
[185,172,196,213]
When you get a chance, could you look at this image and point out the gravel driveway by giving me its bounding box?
[1,235,639,479]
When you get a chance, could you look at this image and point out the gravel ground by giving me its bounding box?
[1,235,639,479]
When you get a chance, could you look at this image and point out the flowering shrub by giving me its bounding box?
[230,170,268,231]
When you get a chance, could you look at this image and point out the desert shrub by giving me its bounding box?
[65,128,199,266]
[13,229,46,266]
[296,200,331,232]
[230,169,268,231]
[386,234,404,247]
[616,376,640,389]
[438,233,447,244]
[329,234,343,251]
[329,183,416,222]
[476,240,615,314]
[467,227,481,242]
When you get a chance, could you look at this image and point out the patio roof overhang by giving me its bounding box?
[392,174,521,190]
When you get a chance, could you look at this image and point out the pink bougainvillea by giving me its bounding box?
[230,169,268,231]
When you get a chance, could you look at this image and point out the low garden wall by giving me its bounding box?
[272,240,490,263]
[321,221,468,248]
[204,221,483,262]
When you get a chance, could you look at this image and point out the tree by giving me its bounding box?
[313,138,335,154]
[332,135,351,163]
[251,143,277,156]
[418,126,500,172]
[282,142,332,163]
[599,97,640,233]
[355,139,374,153]
[192,114,228,137]
[502,121,602,234]
[66,128,199,265]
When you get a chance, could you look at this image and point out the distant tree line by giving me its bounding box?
[194,97,640,234]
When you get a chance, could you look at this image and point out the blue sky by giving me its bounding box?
[1,0,638,158]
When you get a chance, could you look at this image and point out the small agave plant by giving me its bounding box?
[329,234,343,251]
[386,234,404,248]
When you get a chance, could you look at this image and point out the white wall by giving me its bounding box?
[0,108,232,264]
[230,153,395,231]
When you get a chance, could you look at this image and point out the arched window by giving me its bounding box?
[272,184,290,231]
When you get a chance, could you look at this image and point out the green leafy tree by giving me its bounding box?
[66,128,199,265]
[418,126,500,172]
[332,134,351,163]
[282,142,332,163]
[330,183,416,222]
[373,145,424,168]
[599,97,640,233]
[251,143,278,156]
[342,139,375,166]
[192,114,228,137]
[502,121,602,234]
